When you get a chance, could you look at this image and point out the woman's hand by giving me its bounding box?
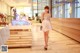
[52,28,54,30]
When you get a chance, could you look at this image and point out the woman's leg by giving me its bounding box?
[44,31,49,48]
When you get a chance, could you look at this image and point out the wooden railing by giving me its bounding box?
[51,18,80,42]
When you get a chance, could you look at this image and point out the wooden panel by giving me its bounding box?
[5,30,32,48]
[51,18,80,42]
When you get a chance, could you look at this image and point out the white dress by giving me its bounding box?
[42,13,52,32]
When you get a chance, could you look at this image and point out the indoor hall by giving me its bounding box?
[0,0,80,53]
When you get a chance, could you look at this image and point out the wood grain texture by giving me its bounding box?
[51,18,80,42]
[5,30,32,48]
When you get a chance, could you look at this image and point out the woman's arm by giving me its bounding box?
[41,13,44,22]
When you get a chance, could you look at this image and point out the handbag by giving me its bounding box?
[39,19,42,23]
[40,26,42,30]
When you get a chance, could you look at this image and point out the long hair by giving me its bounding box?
[44,6,49,13]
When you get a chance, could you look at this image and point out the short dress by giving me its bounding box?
[42,14,52,32]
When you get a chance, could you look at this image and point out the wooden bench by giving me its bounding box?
[5,28,32,48]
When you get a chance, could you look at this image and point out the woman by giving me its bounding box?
[41,6,52,50]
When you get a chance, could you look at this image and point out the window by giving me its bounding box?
[77,0,80,18]
[52,0,59,18]
[59,6,62,18]
[37,0,50,16]
[65,3,70,18]
[75,0,80,18]
[78,0,80,6]
[53,8,57,18]
[77,8,80,18]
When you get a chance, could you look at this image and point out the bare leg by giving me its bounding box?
[44,31,49,49]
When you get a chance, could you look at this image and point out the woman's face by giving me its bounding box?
[45,9,49,13]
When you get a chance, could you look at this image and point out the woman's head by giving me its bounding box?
[44,6,49,13]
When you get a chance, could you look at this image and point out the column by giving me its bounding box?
[62,4,65,18]
[70,0,75,18]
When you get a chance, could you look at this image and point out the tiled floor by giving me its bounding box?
[8,25,80,53]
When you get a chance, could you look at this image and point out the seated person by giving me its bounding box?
[11,14,30,26]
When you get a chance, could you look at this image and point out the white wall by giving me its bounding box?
[0,1,10,15]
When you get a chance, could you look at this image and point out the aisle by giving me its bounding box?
[8,24,80,53]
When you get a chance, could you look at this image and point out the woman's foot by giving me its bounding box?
[44,45,48,50]
[44,44,48,50]
[44,47,47,50]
